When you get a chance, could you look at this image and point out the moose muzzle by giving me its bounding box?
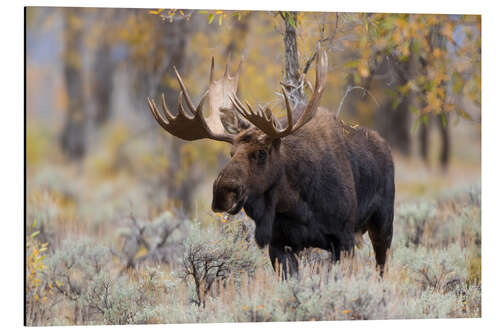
[212,181,247,214]
[211,163,248,215]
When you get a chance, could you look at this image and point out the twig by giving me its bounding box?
[302,52,317,75]
[336,86,380,118]
[156,222,181,249]
[279,80,307,109]
[304,14,339,75]
[320,12,339,44]
[110,246,124,262]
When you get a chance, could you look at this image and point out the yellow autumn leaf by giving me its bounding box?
[358,62,370,78]
[442,22,454,40]
[135,245,148,259]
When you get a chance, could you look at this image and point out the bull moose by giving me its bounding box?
[147,48,395,277]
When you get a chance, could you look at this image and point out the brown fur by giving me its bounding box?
[212,109,395,277]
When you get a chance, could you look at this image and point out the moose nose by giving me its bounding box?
[212,184,240,213]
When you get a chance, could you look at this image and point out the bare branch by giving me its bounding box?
[336,86,380,118]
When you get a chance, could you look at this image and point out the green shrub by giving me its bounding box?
[392,243,467,292]
[395,201,437,248]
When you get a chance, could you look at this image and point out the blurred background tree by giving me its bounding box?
[59,7,86,160]
[334,14,480,169]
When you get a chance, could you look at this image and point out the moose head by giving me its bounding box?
[147,48,328,215]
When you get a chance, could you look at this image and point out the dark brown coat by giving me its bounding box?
[212,109,395,277]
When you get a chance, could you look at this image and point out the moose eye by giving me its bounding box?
[255,150,267,163]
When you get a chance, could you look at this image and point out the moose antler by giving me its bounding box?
[147,66,235,144]
[230,45,328,139]
[207,56,246,135]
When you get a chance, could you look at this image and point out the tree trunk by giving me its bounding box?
[432,24,450,170]
[418,23,450,170]
[438,114,450,171]
[92,40,115,126]
[418,122,429,162]
[374,97,411,156]
[150,18,201,212]
[367,54,412,155]
[281,12,305,108]
[60,8,86,160]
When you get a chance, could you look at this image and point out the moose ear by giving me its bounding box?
[220,108,249,134]
[237,115,250,131]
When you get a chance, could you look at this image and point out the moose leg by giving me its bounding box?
[269,244,298,279]
[368,210,393,276]
[330,241,340,263]
[329,233,355,263]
